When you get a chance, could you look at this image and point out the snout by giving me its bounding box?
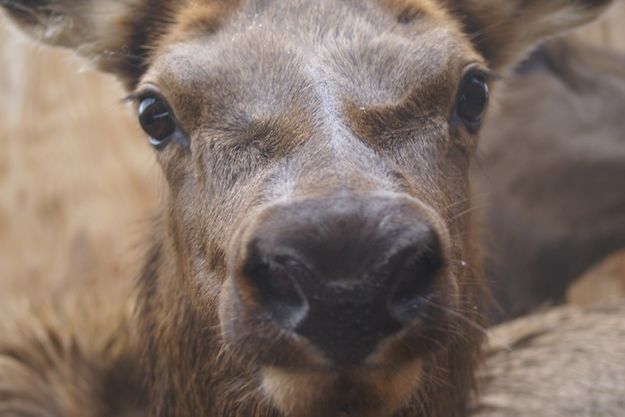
[220,194,457,370]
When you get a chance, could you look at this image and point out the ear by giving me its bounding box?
[444,0,615,70]
[0,0,178,88]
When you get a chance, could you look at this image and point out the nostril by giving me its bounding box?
[387,237,444,324]
[244,255,308,328]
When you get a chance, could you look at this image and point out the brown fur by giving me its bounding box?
[568,249,625,306]
[0,279,147,416]
[474,38,625,321]
[471,299,625,417]
[0,1,616,417]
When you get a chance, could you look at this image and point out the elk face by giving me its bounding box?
[133,3,487,415]
[1,0,614,416]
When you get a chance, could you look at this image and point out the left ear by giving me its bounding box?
[443,0,615,70]
[0,0,179,89]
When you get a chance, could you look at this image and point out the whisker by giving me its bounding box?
[450,203,488,221]
[419,297,490,337]
[421,298,515,354]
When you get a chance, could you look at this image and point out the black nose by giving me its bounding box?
[238,195,446,365]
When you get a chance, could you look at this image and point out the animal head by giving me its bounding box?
[1,0,613,416]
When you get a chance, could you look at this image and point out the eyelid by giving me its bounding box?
[482,68,501,81]
[461,63,499,82]
[122,83,167,105]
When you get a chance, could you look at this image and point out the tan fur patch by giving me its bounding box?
[379,0,459,27]
[164,0,243,44]
[261,360,423,417]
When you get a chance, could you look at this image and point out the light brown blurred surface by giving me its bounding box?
[573,2,625,52]
[567,249,625,307]
[0,25,159,299]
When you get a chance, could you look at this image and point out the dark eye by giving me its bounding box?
[138,96,177,148]
[456,72,489,132]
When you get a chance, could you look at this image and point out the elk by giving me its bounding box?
[473,38,625,321]
[0,1,615,417]
[472,299,625,417]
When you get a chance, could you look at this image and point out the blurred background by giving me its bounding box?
[0,3,624,311]
[0,19,158,298]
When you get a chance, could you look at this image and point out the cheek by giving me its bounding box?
[156,144,193,190]
[166,174,267,304]
[163,174,229,301]
[439,153,473,226]
[447,127,478,169]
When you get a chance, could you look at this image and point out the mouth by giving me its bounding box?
[218,195,462,416]
[260,360,423,417]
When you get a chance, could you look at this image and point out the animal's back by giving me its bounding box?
[473,299,625,417]
[0,280,146,416]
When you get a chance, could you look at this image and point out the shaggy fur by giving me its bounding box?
[0,280,147,416]
[472,299,625,417]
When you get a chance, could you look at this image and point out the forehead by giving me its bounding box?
[144,0,481,104]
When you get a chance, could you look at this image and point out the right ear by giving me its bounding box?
[0,0,179,89]
[443,0,616,71]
